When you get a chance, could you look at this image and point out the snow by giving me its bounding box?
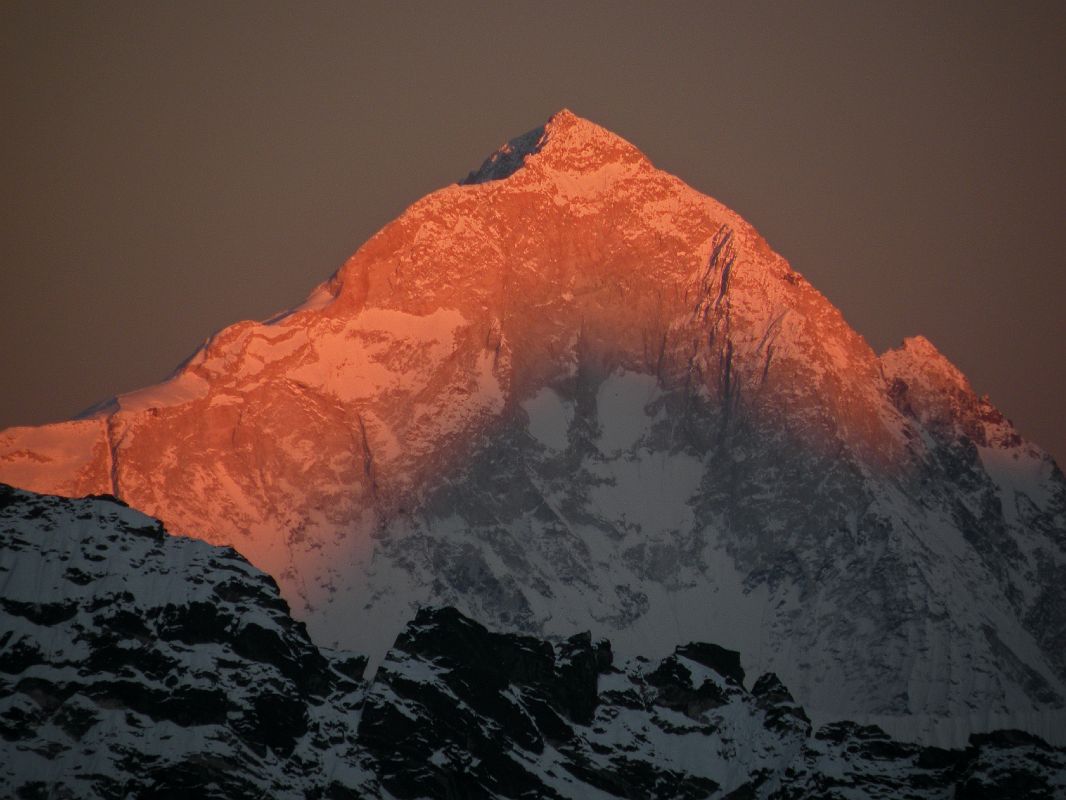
[521,387,573,451]
[978,443,1059,529]
[0,487,381,799]
[290,307,469,403]
[2,419,1065,798]
[595,371,661,453]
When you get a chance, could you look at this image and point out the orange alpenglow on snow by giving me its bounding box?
[2,111,1064,744]
[2,110,892,546]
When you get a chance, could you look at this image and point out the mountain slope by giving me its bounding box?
[0,484,371,798]
[2,484,1063,799]
[1,110,1064,744]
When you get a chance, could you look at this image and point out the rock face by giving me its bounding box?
[3,485,1064,799]
[1,110,1064,743]
[0,484,370,798]
[364,609,1066,800]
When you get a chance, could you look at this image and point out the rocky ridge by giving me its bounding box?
[2,485,1064,799]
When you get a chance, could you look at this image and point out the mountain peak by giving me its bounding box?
[462,109,648,184]
[541,107,618,142]
[546,106,582,125]
[3,112,1065,749]
[881,335,971,395]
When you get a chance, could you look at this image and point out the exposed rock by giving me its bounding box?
[2,484,1064,798]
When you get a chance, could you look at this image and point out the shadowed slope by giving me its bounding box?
[3,485,1064,799]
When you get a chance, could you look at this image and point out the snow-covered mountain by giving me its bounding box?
[3,484,1063,798]
[0,484,370,797]
[1,110,1064,745]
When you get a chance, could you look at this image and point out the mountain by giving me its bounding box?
[0,485,370,798]
[3,484,1064,799]
[1,110,1064,745]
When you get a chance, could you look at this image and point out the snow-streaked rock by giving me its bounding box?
[1,110,1064,745]
[0,484,372,798]
[3,486,1063,798]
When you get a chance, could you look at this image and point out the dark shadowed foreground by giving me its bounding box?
[1,485,1063,799]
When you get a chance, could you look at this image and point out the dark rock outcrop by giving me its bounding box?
[2,485,1064,799]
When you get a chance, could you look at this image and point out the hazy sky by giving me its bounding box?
[2,2,1064,464]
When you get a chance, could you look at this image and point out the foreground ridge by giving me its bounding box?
[0,111,1064,744]
[1,485,1064,799]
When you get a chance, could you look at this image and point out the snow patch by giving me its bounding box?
[521,388,573,451]
[113,371,210,414]
[596,371,661,453]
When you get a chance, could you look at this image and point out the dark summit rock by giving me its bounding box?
[461,119,547,184]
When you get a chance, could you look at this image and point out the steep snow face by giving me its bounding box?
[0,110,1064,744]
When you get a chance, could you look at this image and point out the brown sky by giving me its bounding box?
[2,2,1064,464]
